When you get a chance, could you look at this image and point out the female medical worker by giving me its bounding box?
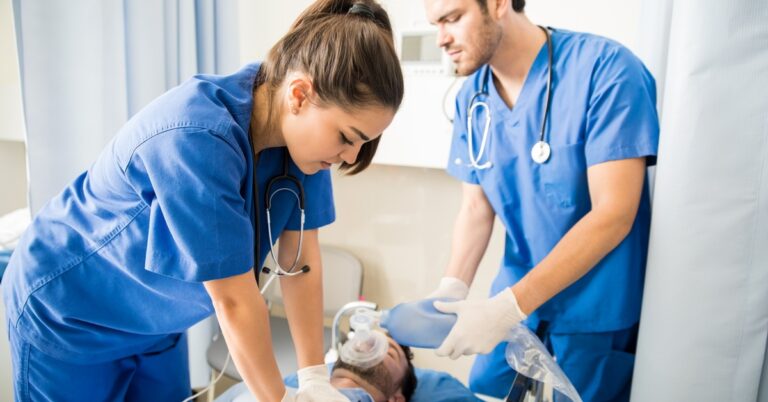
[422,0,659,400]
[1,1,403,401]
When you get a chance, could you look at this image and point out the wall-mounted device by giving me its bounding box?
[397,29,455,76]
[372,21,464,169]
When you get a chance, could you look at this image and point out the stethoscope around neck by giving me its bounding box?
[251,147,310,292]
[464,25,554,169]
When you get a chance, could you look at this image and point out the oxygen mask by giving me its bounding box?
[339,308,388,369]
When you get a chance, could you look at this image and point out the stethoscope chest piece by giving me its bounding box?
[531,141,551,164]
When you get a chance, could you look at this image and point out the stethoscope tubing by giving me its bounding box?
[249,147,311,293]
[467,25,553,169]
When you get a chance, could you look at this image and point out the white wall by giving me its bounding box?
[239,0,644,382]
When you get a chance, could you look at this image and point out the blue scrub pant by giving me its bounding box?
[469,325,638,402]
[8,322,191,402]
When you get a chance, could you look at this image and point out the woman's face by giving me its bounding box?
[281,77,395,175]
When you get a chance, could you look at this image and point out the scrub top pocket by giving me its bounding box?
[540,142,589,210]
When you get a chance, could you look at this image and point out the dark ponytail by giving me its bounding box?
[259,0,404,174]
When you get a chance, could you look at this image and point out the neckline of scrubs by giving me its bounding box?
[485,31,552,119]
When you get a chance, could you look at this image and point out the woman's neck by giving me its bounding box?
[250,84,285,155]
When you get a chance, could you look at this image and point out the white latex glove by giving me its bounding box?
[294,364,347,402]
[426,277,470,300]
[434,289,527,359]
[280,389,296,402]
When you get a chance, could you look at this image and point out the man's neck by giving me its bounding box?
[330,376,361,389]
[331,369,386,402]
[488,13,547,108]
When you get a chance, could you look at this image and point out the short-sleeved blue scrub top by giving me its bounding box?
[2,63,336,363]
[447,29,660,333]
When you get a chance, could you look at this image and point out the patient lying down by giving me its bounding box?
[330,335,417,402]
[226,334,417,402]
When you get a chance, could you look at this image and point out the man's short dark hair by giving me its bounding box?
[331,341,418,400]
[476,0,525,13]
[399,344,417,401]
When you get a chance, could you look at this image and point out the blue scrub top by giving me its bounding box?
[447,29,659,333]
[2,63,336,363]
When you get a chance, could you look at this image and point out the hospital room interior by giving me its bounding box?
[0,0,767,401]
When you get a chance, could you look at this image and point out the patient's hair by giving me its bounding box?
[476,0,525,13]
[257,0,404,175]
[398,345,417,401]
[333,342,418,401]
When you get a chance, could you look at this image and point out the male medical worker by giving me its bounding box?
[422,0,659,400]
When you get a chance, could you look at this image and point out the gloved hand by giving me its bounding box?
[294,364,348,402]
[426,277,470,300]
[434,289,527,359]
[280,389,296,402]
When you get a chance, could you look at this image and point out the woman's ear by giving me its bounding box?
[286,74,313,113]
[388,392,406,402]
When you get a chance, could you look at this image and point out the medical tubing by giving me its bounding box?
[330,301,378,357]
[180,343,231,402]
[265,189,305,275]
[466,100,492,169]
[537,25,553,143]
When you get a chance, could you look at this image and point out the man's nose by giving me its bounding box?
[437,26,452,49]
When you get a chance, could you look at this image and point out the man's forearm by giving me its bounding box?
[511,207,635,315]
[445,199,495,285]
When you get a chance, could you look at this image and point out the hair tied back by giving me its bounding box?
[348,3,378,23]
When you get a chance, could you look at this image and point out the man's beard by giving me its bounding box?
[333,358,396,397]
[454,17,502,76]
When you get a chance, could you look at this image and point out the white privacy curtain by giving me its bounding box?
[13,0,240,213]
[12,0,240,388]
[632,1,768,401]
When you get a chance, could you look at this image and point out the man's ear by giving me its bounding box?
[488,0,512,20]
[388,391,406,402]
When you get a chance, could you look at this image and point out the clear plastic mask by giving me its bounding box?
[339,309,388,369]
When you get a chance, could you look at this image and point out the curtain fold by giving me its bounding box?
[13,0,239,213]
[12,0,240,388]
[632,1,768,401]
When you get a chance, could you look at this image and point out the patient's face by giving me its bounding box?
[331,336,411,401]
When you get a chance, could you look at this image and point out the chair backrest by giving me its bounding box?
[260,245,363,317]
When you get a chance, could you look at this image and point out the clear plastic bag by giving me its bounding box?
[504,325,582,402]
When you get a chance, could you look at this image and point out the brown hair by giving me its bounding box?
[258,0,404,174]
